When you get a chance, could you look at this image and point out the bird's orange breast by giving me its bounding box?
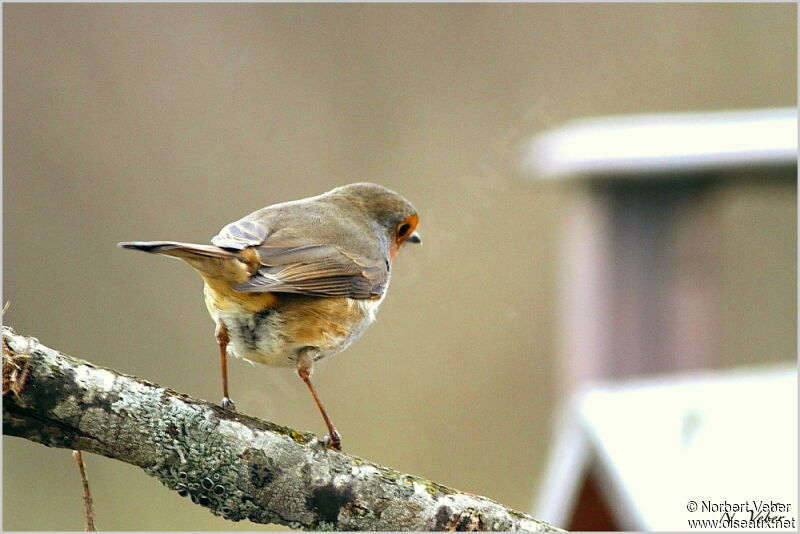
[278,296,359,348]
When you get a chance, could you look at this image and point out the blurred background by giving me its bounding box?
[3,3,796,531]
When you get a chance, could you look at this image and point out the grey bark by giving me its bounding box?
[2,326,561,532]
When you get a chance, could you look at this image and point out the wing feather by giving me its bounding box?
[212,212,388,298]
[211,218,270,250]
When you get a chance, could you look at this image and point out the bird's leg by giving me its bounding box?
[297,350,341,450]
[215,322,236,411]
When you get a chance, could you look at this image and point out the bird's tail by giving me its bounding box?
[119,241,235,259]
[118,241,251,283]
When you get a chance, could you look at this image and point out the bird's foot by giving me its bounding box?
[322,430,342,451]
[221,397,236,411]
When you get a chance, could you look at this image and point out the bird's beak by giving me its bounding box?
[407,232,422,244]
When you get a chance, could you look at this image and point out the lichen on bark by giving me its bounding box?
[3,326,561,532]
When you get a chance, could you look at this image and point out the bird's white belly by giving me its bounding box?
[214,306,289,366]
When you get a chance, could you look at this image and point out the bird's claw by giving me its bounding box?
[323,431,342,451]
[221,397,236,411]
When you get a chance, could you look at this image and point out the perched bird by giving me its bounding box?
[119,183,420,450]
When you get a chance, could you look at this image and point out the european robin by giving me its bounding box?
[119,183,420,450]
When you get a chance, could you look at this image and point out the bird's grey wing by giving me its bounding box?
[235,243,387,298]
[211,210,387,298]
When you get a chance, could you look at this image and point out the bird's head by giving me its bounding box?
[328,182,421,259]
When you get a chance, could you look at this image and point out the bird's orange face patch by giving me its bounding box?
[389,214,420,261]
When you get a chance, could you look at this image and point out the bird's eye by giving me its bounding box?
[397,223,411,238]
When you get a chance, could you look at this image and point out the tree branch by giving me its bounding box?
[2,326,561,532]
